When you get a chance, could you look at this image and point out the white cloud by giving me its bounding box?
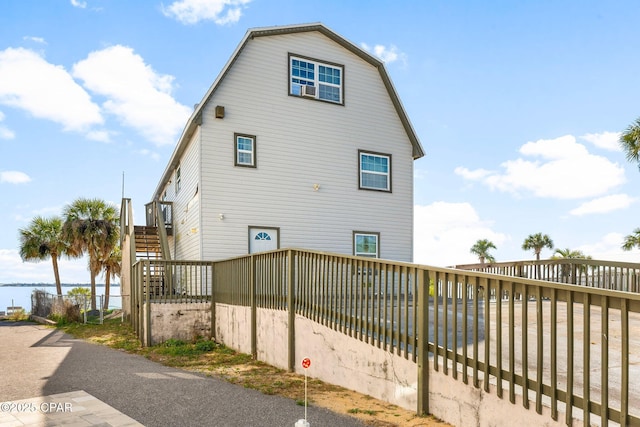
[162,0,251,25]
[85,129,111,142]
[454,166,492,180]
[0,126,13,139]
[0,111,15,139]
[70,0,87,8]
[580,131,621,151]
[72,45,192,146]
[0,47,103,132]
[414,202,508,267]
[578,232,640,263]
[137,148,161,161]
[570,194,635,216]
[457,135,625,199]
[17,205,65,222]
[360,42,407,65]
[22,36,47,44]
[0,171,31,184]
[0,249,91,284]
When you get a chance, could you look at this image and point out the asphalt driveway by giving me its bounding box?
[0,321,365,426]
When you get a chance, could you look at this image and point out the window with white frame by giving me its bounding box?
[354,232,379,258]
[289,55,343,104]
[359,150,391,192]
[175,165,181,193]
[234,134,256,167]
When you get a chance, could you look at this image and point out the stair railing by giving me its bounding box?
[152,201,172,262]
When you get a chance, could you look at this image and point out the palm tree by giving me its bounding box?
[552,248,586,259]
[522,233,554,260]
[100,245,121,310]
[619,117,640,169]
[552,248,589,284]
[470,239,496,264]
[18,216,69,298]
[62,198,119,311]
[622,228,640,251]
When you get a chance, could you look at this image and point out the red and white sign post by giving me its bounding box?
[295,358,312,427]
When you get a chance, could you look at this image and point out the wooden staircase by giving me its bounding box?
[134,226,163,260]
[134,226,165,296]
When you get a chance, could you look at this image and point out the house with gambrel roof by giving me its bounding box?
[149,23,424,262]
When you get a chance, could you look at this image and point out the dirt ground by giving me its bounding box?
[310,388,453,426]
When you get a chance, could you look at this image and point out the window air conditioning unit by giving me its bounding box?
[300,85,316,98]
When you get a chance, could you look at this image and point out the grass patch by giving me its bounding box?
[348,408,379,416]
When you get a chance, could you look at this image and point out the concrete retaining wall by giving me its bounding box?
[146,302,211,345]
[148,301,571,426]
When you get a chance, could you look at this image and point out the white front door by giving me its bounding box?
[249,227,279,254]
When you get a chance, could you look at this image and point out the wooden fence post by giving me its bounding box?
[417,268,430,415]
[288,250,296,372]
[144,261,151,347]
[211,262,216,342]
[251,254,257,359]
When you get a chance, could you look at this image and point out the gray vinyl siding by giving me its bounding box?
[197,31,414,262]
[169,127,202,261]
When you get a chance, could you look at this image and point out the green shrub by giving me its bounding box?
[195,339,215,352]
[49,313,69,326]
[9,308,28,321]
[67,287,91,308]
[49,299,81,324]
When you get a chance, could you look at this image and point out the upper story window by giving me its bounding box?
[289,54,343,104]
[175,165,181,193]
[234,133,256,167]
[354,232,379,258]
[359,150,391,192]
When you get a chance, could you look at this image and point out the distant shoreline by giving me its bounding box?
[0,284,120,287]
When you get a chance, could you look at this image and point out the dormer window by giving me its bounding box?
[289,54,343,104]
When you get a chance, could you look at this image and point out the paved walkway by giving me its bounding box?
[0,321,364,427]
[0,390,142,426]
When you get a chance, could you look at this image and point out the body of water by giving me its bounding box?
[0,285,122,313]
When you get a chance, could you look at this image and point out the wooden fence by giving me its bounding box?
[130,249,640,426]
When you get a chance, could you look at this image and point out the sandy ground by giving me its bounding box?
[311,389,453,426]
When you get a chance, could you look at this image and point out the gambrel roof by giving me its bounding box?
[153,22,424,201]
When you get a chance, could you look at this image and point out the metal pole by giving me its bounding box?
[304,369,308,421]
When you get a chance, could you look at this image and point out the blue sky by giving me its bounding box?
[1,0,639,284]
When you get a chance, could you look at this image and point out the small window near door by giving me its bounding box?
[235,133,256,167]
[353,231,380,258]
